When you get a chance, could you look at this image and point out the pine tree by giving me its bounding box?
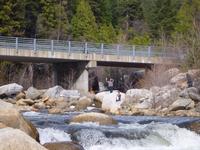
[98,24,117,43]
[71,0,97,41]
[0,0,26,36]
[36,0,69,40]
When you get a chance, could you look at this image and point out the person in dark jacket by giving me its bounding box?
[186,73,193,87]
[106,77,114,93]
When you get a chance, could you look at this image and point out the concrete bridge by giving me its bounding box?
[0,36,183,92]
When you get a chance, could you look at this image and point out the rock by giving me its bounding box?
[43,86,80,99]
[0,83,23,97]
[34,102,46,109]
[170,98,194,111]
[43,142,84,150]
[48,100,69,114]
[76,96,92,111]
[0,128,47,150]
[93,98,102,108]
[170,73,187,89]
[164,68,180,79]
[0,107,39,141]
[134,100,152,109]
[0,99,14,109]
[0,122,7,129]
[100,91,125,114]
[17,98,35,106]
[186,122,200,134]
[153,85,180,108]
[26,87,42,100]
[126,89,152,101]
[16,92,26,100]
[70,112,118,125]
[179,87,200,102]
[195,103,200,112]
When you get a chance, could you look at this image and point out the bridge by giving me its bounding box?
[0,36,183,92]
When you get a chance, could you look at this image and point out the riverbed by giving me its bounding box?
[23,111,200,150]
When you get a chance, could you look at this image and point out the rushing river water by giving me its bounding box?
[23,111,200,150]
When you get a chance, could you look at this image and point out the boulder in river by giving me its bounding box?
[26,87,43,100]
[0,128,47,150]
[0,83,23,97]
[70,112,118,125]
[43,141,84,150]
[170,98,194,111]
[76,96,92,111]
[0,102,39,141]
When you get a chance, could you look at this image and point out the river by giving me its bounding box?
[23,111,200,150]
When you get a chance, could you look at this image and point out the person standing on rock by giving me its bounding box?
[116,90,121,102]
[186,73,193,87]
[106,78,114,93]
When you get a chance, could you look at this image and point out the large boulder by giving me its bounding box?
[43,142,84,150]
[76,96,92,111]
[170,73,187,89]
[70,112,118,125]
[170,98,194,111]
[0,128,47,150]
[0,83,23,97]
[153,85,181,108]
[180,87,200,102]
[0,99,14,109]
[0,105,39,141]
[26,87,43,100]
[43,86,80,99]
[126,89,152,102]
[95,91,125,114]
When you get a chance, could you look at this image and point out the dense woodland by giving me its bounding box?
[0,0,200,68]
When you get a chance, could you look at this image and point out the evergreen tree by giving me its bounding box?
[142,0,181,38]
[0,0,25,36]
[24,0,41,37]
[71,0,97,41]
[36,0,69,40]
[98,24,117,43]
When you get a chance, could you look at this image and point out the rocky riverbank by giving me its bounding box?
[0,68,200,117]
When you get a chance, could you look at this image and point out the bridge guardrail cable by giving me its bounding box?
[0,35,182,59]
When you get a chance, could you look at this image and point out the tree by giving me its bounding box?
[98,24,117,43]
[36,0,69,40]
[71,0,97,41]
[142,0,181,39]
[24,0,41,37]
[0,0,26,36]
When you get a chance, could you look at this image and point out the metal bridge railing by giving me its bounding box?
[0,36,181,59]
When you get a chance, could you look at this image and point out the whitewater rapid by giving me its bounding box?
[23,111,200,150]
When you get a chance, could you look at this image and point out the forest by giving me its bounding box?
[0,0,200,68]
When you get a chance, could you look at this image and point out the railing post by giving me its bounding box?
[68,41,71,54]
[117,44,120,58]
[148,46,151,57]
[85,42,88,54]
[33,39,36,52]
[15,37,18,52]
[51,40,54,55]
[132,45,135,58]
[101,43,104,55]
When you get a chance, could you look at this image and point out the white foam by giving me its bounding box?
[23,111,42,116]
[37,128,71,144]
[85,123,200,150]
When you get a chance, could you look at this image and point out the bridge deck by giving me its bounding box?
[0,36,182,65]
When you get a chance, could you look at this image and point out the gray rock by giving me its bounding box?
[26,87,42,100]
[0,128,47,150]
[170,98,194,111]
[0,100,13,109]
[43,86,80,99]
[0,83,23,97]
[180,87,200,102]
